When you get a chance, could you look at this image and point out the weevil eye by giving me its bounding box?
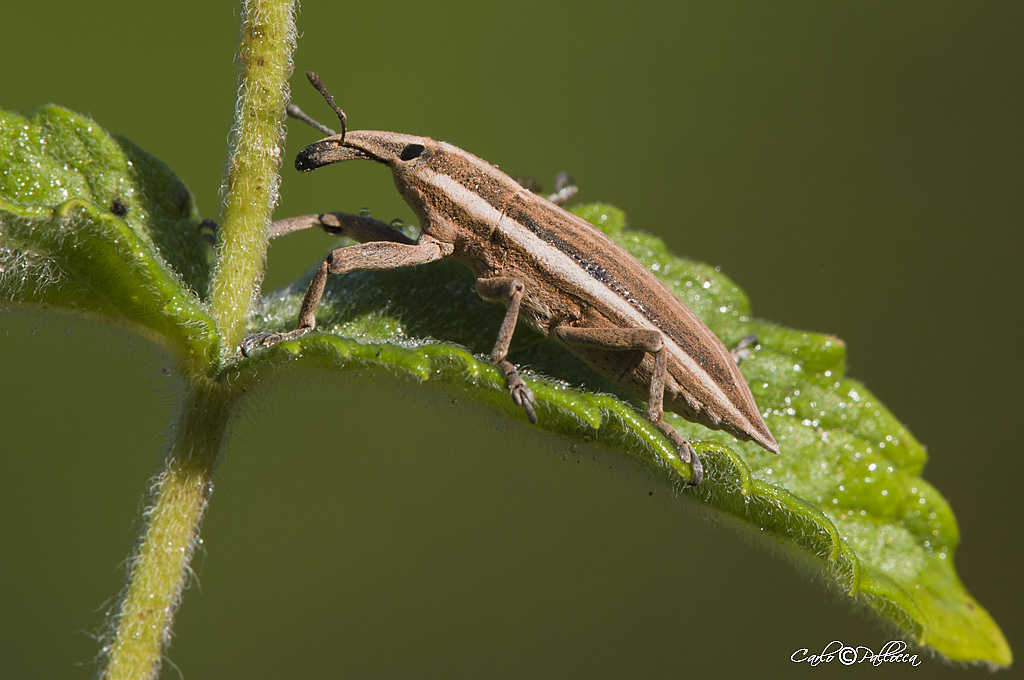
[399,143,425,161]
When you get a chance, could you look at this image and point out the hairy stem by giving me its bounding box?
[102,1,297,676]
[210,0,297,352]
[102,382,233,680]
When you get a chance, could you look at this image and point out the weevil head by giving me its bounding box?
[296,129,516,243]
[296,130,436,184]
[295,130,444,223]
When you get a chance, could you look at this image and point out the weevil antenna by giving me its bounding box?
[305,71,347,143]
[285,103,336,137]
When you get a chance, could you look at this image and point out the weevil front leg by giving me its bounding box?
[475,276,538,425]
[241,227,451,355]
[553,325,704,485]
[198,211,409,247]
[266,211,418,243]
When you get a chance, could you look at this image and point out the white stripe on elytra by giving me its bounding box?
[418,165,751,431]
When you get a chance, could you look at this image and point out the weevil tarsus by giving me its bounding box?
[475,276,538,424]
[730,333,759,364]
[551,324,704,484]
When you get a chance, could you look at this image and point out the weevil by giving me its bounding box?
[243,72,779,484]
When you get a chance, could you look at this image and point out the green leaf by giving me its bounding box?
[232,204,1010,667]
[0,106,219,367]
[0,103,1008,667]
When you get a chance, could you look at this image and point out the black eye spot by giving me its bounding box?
[399,143,425,161]
[110,199,128,217]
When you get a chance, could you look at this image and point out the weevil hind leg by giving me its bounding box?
[511,173,578,206]
[476,276,537,424]
[730,332,759,364]
[546,172,578,206]
[553,325,703,485]
[651,418,704,486]
[642,339,704,485]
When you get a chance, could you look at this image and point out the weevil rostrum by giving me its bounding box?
[242,72,779,484]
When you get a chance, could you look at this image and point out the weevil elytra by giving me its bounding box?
[243,72,779,484]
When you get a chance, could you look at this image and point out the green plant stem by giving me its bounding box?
[102,1,296,676]
[210,0,297,352]
[102,381,233,680]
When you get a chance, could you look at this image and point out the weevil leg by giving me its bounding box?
[553,325,704,485]
[476,276,537,424]
[197,218,218,246]
[208,212,414,247]
[546,172,578,206]
[511,173,577,206]
[510,175,542,194]
[730,333,759,364]
[267,211,417,243]
[241,234,451,356]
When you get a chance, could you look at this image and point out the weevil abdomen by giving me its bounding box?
[419,172,779,454]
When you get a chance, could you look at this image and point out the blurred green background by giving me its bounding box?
[2,1,1021,677]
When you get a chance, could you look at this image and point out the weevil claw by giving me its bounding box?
[679,439,704,486]
[498,359,538,424]
[517,386,538,425]
[240,332,281,357]
[240,327,314,356]
[654,420,703,485]
[509,380,538,424]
